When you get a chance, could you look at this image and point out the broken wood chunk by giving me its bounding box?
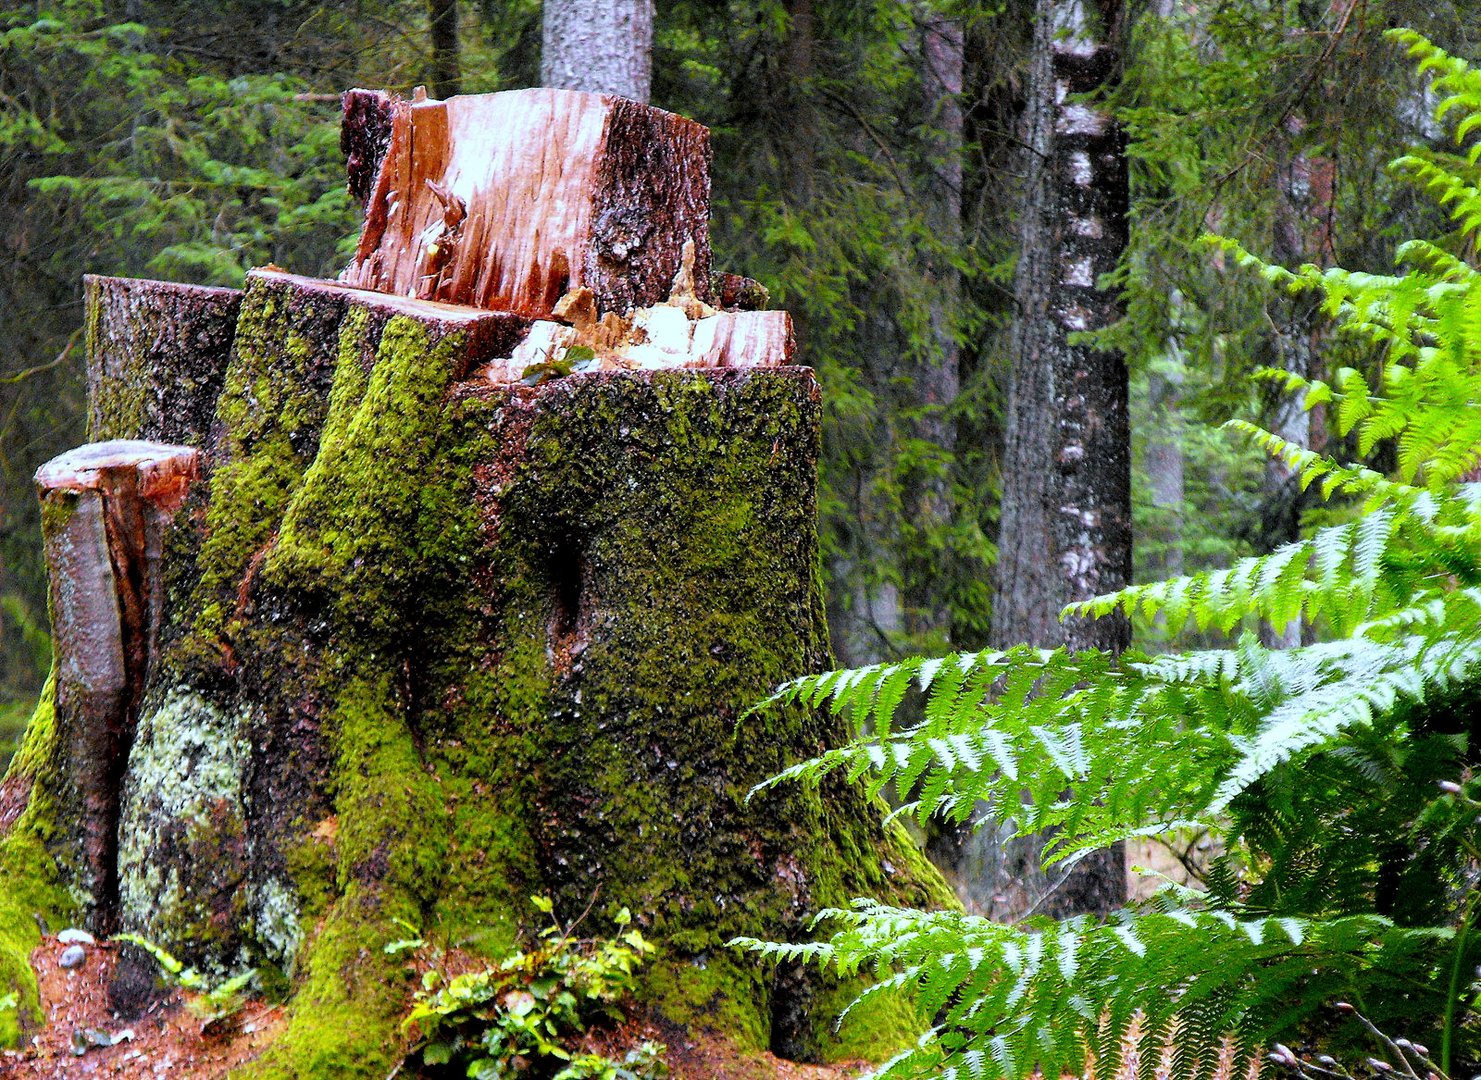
[85,275,242,446]
[688,310,795,368]
[480,305,794,382]
[36,440,200,932]
[340,88,711,319]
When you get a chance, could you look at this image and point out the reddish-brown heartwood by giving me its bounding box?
[33,441,199,933]
[340,87,712,319]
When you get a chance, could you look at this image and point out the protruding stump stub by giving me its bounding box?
[35,440,199,930]
[84,275,242,446]
[340,87,712,318]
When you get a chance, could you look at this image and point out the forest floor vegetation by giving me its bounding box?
[0,935,873,1079]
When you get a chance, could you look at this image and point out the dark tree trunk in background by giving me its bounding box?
[1261,113,1333,647]
[834,3,964,666]
[1146,290,1186,585]
[905,4,963,639]
[1141,4,1189,594]
[1146,366,1185,575]
[541,0,654,104]
[426,0,461,99]
[940,0,1132,919]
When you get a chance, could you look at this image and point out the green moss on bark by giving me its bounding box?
[233,354,952,1073]
[181,278,348,663]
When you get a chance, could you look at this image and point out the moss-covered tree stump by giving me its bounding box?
[0,85,953,1076]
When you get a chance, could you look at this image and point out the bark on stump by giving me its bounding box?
[84,275,242,446]
[0,84,953,1075]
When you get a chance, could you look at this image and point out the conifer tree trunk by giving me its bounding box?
[835,4,964,665]
[1146,360,1185,578]
[905,4,964,639]
[541,0,653,103]
[1146,291,1187,585]
[1261,113,1333,648]
[1141,4,1188,595]
[426,0,461,99]
[943,0,1132,919]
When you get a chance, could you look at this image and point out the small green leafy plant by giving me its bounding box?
[112,933,255,1026]
[395,898,666,1080]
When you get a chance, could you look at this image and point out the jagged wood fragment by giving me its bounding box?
[481,306,793,382]
[710,271,770,312]
[340,87,711,318]
[34,440,199,932]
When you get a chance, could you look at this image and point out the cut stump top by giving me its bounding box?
[35,440,199,512]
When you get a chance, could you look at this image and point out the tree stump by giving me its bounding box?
[0,86,953,1075]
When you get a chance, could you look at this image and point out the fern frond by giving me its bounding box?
[734,905,1453,1080]
[744,29,1481,1080]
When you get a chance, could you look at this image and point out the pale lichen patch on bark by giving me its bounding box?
[115,688,263,978]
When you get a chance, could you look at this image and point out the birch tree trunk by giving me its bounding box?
[542,0,654,104]
[946,0,1132,919]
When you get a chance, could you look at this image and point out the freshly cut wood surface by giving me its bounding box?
[689,309,794,368]
[340,87,711,319]
[35,440,199,510]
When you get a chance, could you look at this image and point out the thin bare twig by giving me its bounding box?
[0,329,80,385]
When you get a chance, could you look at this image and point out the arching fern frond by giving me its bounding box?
[758,619,1481,865]
[733,904,1453,1080]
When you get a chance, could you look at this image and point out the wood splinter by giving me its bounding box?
[35,439,199,930]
